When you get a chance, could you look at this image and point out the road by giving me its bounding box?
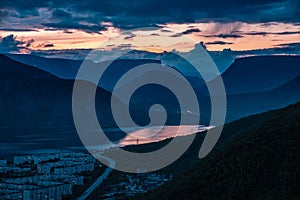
[77,154,115,200]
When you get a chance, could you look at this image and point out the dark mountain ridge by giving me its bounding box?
[0,54,123,128]
[220,55,300,95]
[5,53,162,92]
[136,102,300,200]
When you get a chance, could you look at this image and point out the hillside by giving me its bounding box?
[5,54,162,92]
[0,55,127,156]
[0,55,119,126]
[225,74,300,122]
[137,102,300,200]
[220,56,300,95]
[0,54,57,84]
[5,53,82,79]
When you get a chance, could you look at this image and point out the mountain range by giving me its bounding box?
[0,54,125,130]
[0,54,299,155]
[220,55,300,95]
[2,54,300,125]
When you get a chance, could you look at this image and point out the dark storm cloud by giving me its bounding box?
[170,33,182,37]
[44,43,54,47]
[245,31,273,36]
[277,31,300,35]
[0,0,299,32]
[124,33,136,40]
[116,44,132,49]
[0,9,8,15]
[0,28,38,32]
[25,39,34,47]
[231,42,300,56]
[275,42,300,50]
[51,8,72,19]
[205,34,244,38]
[160,29,172,33]
[0,9,9,19]
[41,21,107,34]
[243,31,300,36]
[36,42,55,48]
[63,30,73,34]
[181,28,201,35]
[260,22,280,27]
[171,28,201,37]
[206,41,234,45]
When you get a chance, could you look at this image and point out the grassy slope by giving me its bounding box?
[136,102,300,200]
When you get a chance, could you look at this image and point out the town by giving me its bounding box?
[0,152,98,200]
[0,151,172,200]
[95,173,172,199]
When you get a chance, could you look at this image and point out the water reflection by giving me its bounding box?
[117,125,214,147]
[1,126,214,156]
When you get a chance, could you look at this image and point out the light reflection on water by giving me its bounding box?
[1,125,214,156]
[86,125,214,151]
[118,125,213,146]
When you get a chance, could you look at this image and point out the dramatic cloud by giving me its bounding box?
[231,42,300,57]
[0,34,34,53]
[170,33,184,38]
[171,28,201,37]
[124,33,136,40]
[0,0,299,32]
[243,31,300,36]
[205,34,244,38]
[41,22,107,34]
[44,43,54,48]
[181,28,201,35]
[51,8,72,19]
[206,41,234,45]
[260,22,280,27]
[0,28,38,32]
[205,30,300,38]
[276,31,300,35]
[160,29,172,33]
[36,42,55,48]
[275,42,300,50]
[25,39,35,47]
[0,9,10,23]
[116,44,132,49]
[62,30,73,34]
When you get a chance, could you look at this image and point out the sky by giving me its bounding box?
[0,0,299,54]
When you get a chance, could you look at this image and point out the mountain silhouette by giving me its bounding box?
[137,102,300,200]
[220,56,300,95]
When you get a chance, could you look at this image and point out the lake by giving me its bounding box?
[0,125,213,157]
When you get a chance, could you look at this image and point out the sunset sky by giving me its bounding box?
[0,0,299,53]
